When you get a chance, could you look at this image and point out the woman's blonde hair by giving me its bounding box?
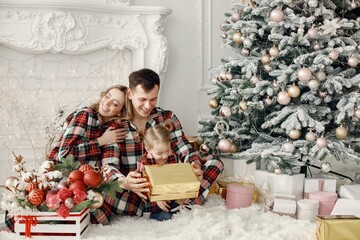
[91,84,130,123]
[143,119,173,149]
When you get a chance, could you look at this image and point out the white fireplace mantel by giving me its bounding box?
[0,0,172,77]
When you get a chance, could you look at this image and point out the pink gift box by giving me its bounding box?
[309,192,338,215]
[226,183,254,209]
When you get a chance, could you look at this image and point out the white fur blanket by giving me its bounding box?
[0,195,316,240]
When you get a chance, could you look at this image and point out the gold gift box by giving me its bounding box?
[144,163,200,202]
[316,215,360,240]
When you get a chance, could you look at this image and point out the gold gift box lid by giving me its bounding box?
[144,163,200,202]
[316,215,360,240]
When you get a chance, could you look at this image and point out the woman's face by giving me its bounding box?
[148,141,171,165]
[99,88,125,120]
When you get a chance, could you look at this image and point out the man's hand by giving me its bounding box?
[156,200,171,212]
[124,171,149,200]
[191,162,203,181]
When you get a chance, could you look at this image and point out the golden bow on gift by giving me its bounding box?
[216,176,259,203]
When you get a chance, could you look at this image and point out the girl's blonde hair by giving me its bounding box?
[143,119,173,149]
[91,84,130,123]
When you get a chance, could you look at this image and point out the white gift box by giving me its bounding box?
[271,194,297,217]
[304,178,337,198]
[339,184,360,200]
[14,208,90,239]
[331,199,360,216]
[254,170,304,200]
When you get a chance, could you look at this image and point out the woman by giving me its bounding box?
[49,84,129,166]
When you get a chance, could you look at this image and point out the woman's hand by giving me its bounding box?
[123,171,149,200]
[191,162,203,182]
[156,200,170,212]
[97,127,128,146]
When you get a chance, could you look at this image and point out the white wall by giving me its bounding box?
[134,0,233,135]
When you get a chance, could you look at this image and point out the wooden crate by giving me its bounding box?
[15,208,90,239]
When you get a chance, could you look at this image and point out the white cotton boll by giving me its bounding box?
[47,172,54,180]
[17,181,26,191]
[22,171,33,182]
[13,164,23,172]
[11,201,20,208]
[41,161,52,169]
[53,170,63,179]
[48,181,57,188]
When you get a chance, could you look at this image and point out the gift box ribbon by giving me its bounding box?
[19,216,37,237]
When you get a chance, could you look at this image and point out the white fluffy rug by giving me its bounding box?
[0,195,316,240]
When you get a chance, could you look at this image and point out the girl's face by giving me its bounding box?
[147,141,171,165]
[99,88,125,121]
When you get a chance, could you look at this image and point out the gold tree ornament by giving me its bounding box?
[208,98,219,109]
[232,32,243,44]
[269,46,280,57]
[287,84,301,98]
[261,54,271,64]
[288,129,301,140]
[335,125,348,140]
[229,142,238,153]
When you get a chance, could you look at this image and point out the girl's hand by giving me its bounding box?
[191,162,203,182]
[97,127,128,146]
[156,200,171,212]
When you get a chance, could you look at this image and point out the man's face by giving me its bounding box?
[128,84,159,118]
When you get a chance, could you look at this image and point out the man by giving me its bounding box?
[92,68,224,224]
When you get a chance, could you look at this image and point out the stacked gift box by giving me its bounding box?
[209,169,360,239]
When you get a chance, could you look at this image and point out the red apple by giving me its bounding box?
[68,180,87,192]
[68,170,84,183]
[83,170,102,188]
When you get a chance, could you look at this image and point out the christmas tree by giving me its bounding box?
[198,0,360,174]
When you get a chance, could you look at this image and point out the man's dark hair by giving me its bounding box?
[128,68,160,92]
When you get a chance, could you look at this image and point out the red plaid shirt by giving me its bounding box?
[136,150,177,173]
[49,106,117,166]
[102,107,204,180]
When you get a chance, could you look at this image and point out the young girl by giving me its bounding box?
[137,119,202,221]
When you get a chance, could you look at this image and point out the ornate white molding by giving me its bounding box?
[0,0,172,75]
